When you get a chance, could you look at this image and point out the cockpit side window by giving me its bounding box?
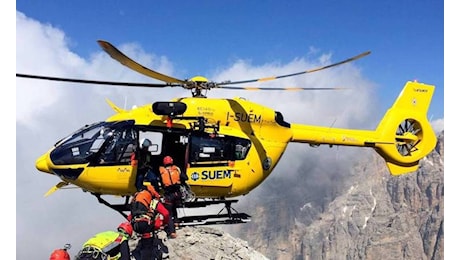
[89,127,113,153]
[98,128,137,165]
[50,121,137,166]
[189,133,251,164]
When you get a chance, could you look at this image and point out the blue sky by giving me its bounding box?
[15,1,449,259]
[16,0,444,118]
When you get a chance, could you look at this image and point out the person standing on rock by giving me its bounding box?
[159,155,193,229]
[129,184,176,260]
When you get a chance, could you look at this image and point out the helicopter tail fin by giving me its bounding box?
[373,81,437,175]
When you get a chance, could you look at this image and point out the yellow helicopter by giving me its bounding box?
[17,40,437,226]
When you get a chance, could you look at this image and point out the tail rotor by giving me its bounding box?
[395,119,422,156]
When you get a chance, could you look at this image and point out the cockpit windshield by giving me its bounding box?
[50,121,136,165]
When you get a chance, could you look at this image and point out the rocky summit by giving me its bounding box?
[129,226,269,260]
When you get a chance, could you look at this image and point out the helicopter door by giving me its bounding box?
[186,133,236,191]
[161,132,188,173]
[84,124,138,194]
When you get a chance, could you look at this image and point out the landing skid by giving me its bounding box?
[177,199,251,227]
[91,194,251,226]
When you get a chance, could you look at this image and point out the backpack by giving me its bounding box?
[130,190,152,217]
[130,192,160,235]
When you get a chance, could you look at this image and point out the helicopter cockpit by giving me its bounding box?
[50,120,137,169]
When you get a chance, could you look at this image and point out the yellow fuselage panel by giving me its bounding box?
[106,97,293,141]
[186,158,262,198]
[185,138,288,198]
[75,165,137,195]
[106,104,159,125]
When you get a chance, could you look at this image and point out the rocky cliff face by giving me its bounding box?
[226,132,444,260]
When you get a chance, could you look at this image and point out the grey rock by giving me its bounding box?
[137,226,270,260]
[227,132,444,260]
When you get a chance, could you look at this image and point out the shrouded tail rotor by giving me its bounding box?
[395,119,422,156]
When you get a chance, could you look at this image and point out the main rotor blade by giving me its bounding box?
[16,73,178,88]
[97,40,186,84]
[218,51,371,86]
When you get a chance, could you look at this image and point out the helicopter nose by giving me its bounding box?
[36,153,52,174]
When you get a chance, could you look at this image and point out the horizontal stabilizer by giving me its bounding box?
[105,98,126,113]
[385,161,419,175]
[44,182,69,197]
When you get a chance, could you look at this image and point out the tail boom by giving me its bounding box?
[290,81,437,175]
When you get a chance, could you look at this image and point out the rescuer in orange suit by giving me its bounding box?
[129,185,176,260]
[159,155,191,227]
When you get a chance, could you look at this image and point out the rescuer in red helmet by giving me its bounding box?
[159,155,193,233]
[49,244,71,260]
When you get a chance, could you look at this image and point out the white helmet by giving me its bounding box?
[140,138,152,148]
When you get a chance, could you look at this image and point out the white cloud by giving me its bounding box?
[431,118,444,134]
